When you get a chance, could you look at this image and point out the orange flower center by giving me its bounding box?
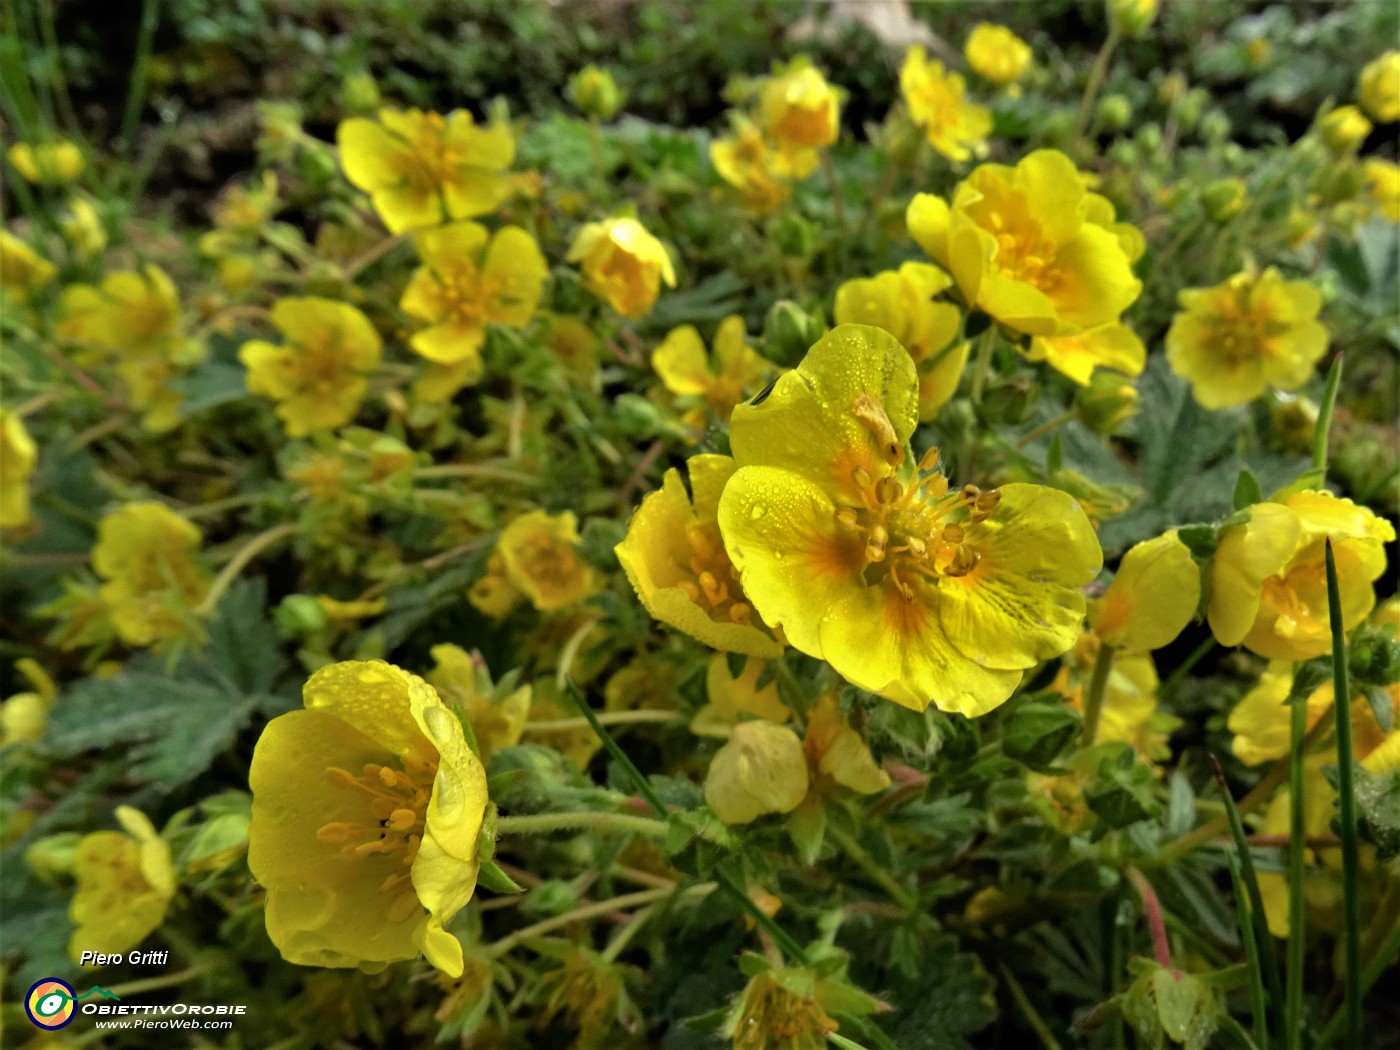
[986,211,1064,292]
[318,758,436,914]
[1208,297,1285,368]
[678,522,753,625]
[427,261,507,328]
[513,533,585,599]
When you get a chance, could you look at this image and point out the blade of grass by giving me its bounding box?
[1212,754,1279,1046]
[1225,848,1270,1049]
[119,0,159,156]
[564,677,810,965]
[1312,355,1343,472]
[1324,539,1361,1050]
[1285,684,1308,1050]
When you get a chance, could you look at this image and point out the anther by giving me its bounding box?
[941,523,965,544]
[917,446,941,472]
[834,507,859,529]
[852,466,874,490]
[851,394,904,466]
[875,477,903,504]
[865,525,888,563]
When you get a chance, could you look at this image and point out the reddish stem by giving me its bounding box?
[1128,867,1174,971]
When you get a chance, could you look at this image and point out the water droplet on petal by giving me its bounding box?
[750,503,768,520]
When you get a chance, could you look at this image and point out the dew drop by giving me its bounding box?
[749,503,768,521]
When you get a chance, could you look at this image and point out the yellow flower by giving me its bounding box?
[616,454,784,658]
[0,230,57,308]
[469,550,523,620]
[1362,158,1400,223]
[1359,50,1400,123]
[426,643,531,762]
[908,150,1143,336]
[899,47,992,163]
[240,297,382,436]
[1165,267,1328,410]
[692,654,790,737]
[653,315,772,428]
[705,720,809,824]
[716,325,1101,714]
[1209,490,1394,660]
[710,118,816,216]
[212,172,280,230]
[1317,105,1373,155]
[1,659,56,747]
[1057,635,1171,761]
[1256,758,1337,937]
[1091,531,1200,652]
[0,409,37,528]
[8,140,84,184]
[399,222,546,374]
[68,807,174,964]
[800,690,890,798]
[94,502,210,649]
[337,108,514,233]
[965,24,1032,86]
[759,60,841,153]
[1228,662,1387,767]
[567,217,676,319]
[1025,322,1146,386]
[1108,0,1159,37]
[724,968,839,1050]
[833,262,968,420]
[248,660,488,976]
[495,510,597,613]
[59,197,107,260]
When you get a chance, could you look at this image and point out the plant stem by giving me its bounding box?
[1313,355,1344,472]
[600,903,657,962]
[119,0,159,155]
[523,710,678,733]
[827,822,918,913]
[1226,850,1271,1050]
[1285,688,1308,1050]
[1127,868,1172,970]
[489,883,714,958]
[821,148,847,229]
[1074,27,1121,142]
[1080,643,1116,746]
[969,326,998,406]
[413,463,539,484]
[1159,636,1218,697]
[999,963,1065,1050]
[495,812,669,838]
[196,522,298,615]
[1324,540,1361,1050]
[100,965,211,998]
[1014,411,1076,450]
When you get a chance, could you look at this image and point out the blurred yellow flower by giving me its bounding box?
[710,118,816,215]
[616,454,784,658]
[1209,490,1394,660]
[1228,661,1387,767]
[653,315,772,429]
[8,140,84,184]
[248,660,488,976]
[759,60,841,153]
[1255,758,1336,937]
[1,659,56,747]
[834,262,968,420]
[800,690,890,799]
[567,216,675,319]
[704,720,809,824]
[1317,105,1372,155]
[1025,322,1145,386]
[692,654,790,737]
[240,297,382,436]
[1092,531,1200,653]
[724,967,839,1050]
[469,550,523,620]
[337,108,514,233]
[69,807,174,964]
[716,325,1101,715]
[908,150,1142,336]
[1359,50,1400,123]
[59,197,107,260]
[899,47,992,163]
[1362,158,1400,223]
[965,24,1032,86]
[496,510,597,613]
[400,222,546,374]
[426,643,531,762]
[0,409,37,528]
[0,230,57,308]
[1058,635,1173,762]
[213,172,280,230]
[1165,267,1327,410]
[94,502,210,649]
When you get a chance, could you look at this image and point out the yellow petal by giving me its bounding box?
[1094,531,1200,652]
[704,720,809,824]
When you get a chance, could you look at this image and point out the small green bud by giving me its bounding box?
[772,211,817,259]
[1135,123,1162,153]
[567,65,625,121]
[763,300,825,366]
[1350,625,1400,687]
[1107,0,1159,38]
[979,376,1038,426]
[1076,373,1140,433]
[24,833,82,882]
[1199,109,1231,145]
[1157,71,1187,105]
[276,594,327,637]
[1318,105,1372,156]
[1098,94,1133,131]
[1201,177,1247,222]
[341,71,380,116]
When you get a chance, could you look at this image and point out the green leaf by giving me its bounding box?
[1232,469,1262,510]
[1335,763,1400,859]
[1002,699,1080,773]
[1084,747,1161,829]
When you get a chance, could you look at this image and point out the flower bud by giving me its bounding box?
[1201,178,1247,222]
[340,71,380,116]
[1349,625,1400,687]
[1097,94,1132,131]
[762,300,825,365]
[772,211,817,259]
[1358,50,1400,124]
[1135,123,1162,153]
[1075,373,1140,433]
[1318,105,1372,155]
[1157,71,1187,105]
[1108,0,1158,38]
[567,65,624,121]
[276,593,328,637]
[1199,109,1232,145]
[24,833,82,882]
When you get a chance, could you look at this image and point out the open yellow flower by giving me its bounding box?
[834,262,968,421]
[1359,50,1400,123]
[69,807,174,964]
[495,510,597,613]
[1209,490,1394,660]
[1228,661,1387,767]
[1,230,57,308]
[240,297,382,436]
[400,222,546,373]
[692,654,790,737]
[653,316,772,429]
[94,502,210,649]
[1092,531,1200,653]
[965,24,1032,86]
[899,46,992,163]
[567,217,676,319]
[1024,322,1145,386]
[616,454,784,658]
[710,118,816,215]
[759,60,841,153]
[1165,267,1328,410]
[0,409,37,528]
[908,150,1143,336]
[8,140,84,184]
[716,324,1101,714]
[248,660,488,976]
[337,108,514,233]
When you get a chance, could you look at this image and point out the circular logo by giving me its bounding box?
[25,978,77,1030]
